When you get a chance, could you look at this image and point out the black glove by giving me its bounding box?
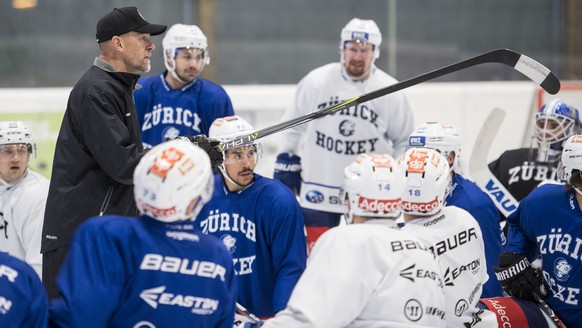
[181,135,223,168]
[494,253,549,302]
[273,153,302,195]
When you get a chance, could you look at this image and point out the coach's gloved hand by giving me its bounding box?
[494,253,550,302]
[181,135,223,168]
[273,153,302,195]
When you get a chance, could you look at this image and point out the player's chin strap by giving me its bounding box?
[217,164,247,190]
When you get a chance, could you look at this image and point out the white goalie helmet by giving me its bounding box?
[133,139,214,223]
[209,116,262,184]
[0,121,36,158]
[340,153,402,224]
[163,24,210,80]
[534,99,581,163]
[340,18,382,59]
[397,147,451,216]
[408,122,462,172]
[559,135,582,184]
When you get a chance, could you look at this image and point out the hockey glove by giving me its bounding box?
[181,135,224,168]
[273,153,302,195]
[494,252,550,302]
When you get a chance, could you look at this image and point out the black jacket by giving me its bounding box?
[42,58,145,252]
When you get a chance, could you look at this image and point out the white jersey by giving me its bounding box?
[0,170,48,278]
[280,63,414,213]
[400,206,488,327]
[264,223,446,328]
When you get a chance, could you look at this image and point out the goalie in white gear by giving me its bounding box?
[397,147,489,327]
[50,139,237,327]
[134,23,234,148]
[273,17,414,254]
[0,121,48,278]
[196,116,306,318]
[262,153,446,327]
[408,122,503,298]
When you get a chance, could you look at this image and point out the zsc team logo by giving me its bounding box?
[305,190,324,203]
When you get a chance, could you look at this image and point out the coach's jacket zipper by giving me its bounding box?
[99,185,114,216]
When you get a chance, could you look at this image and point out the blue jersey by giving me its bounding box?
[50,215,237,328]
[196,174,307,318]
[506,183,582,328]
[134,73,234,148]
[0,252,47,328]
[446,174,504,297]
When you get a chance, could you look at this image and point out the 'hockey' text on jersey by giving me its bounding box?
[315,131,378,155]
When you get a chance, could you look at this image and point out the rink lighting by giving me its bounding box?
[12,0,37,9]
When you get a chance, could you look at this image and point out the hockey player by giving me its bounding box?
[49,139,237,327]
[397,147,489,327]
[408,122,504,297]
[0,252,48,328]
[494,134,582,327]
[196,115,307,318]
[273,18,414,253]
[489,99,581,204]
[134,23,234,148]
[261,153,446,327]
[0,121,48,278]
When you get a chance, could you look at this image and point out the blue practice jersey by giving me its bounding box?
[134,73,234,148]
[50,215,237,328]
[446,173,504,298]
[506,183,582,327]
[196,174,307,318]
[0,252,47,328]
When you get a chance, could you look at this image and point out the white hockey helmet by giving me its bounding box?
[559,135,582,184]
[340,18,382,59]
[340,153,402,224]
[133,139,213,223]
[534,99,581,163]
[0,121,36,158]
[408,122,461,172]
[397,147,451,216]
[162,24,210,81]
[209,116,261,185]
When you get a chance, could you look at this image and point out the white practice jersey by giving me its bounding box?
[400,206,488,327]
[0,170,48,278]
[279,63,414,213]
[264,224,446,328]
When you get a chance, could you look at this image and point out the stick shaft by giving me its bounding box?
[218,48,560,151]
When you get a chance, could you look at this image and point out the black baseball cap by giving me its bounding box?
[96,7,167,43]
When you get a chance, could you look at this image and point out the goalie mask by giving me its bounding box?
[0,121,36,159]
[534,99,581,163]
[408,122,461,173]
[133,139,213,223]
[162,24,210,84]
[397,148,451,216]
[340,153,402,225]
[209,116,262,188]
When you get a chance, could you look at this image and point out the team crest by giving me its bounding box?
[338,120,355,137]
[554,257,572,282]
[163,126,181,141]
[221,234,237,253]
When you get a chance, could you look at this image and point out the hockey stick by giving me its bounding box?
[469,108,520,217]
[217,48,560,151]
[533,293,567,328]
[235,302,261,324]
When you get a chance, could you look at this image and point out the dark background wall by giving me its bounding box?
[0,0,580,87]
